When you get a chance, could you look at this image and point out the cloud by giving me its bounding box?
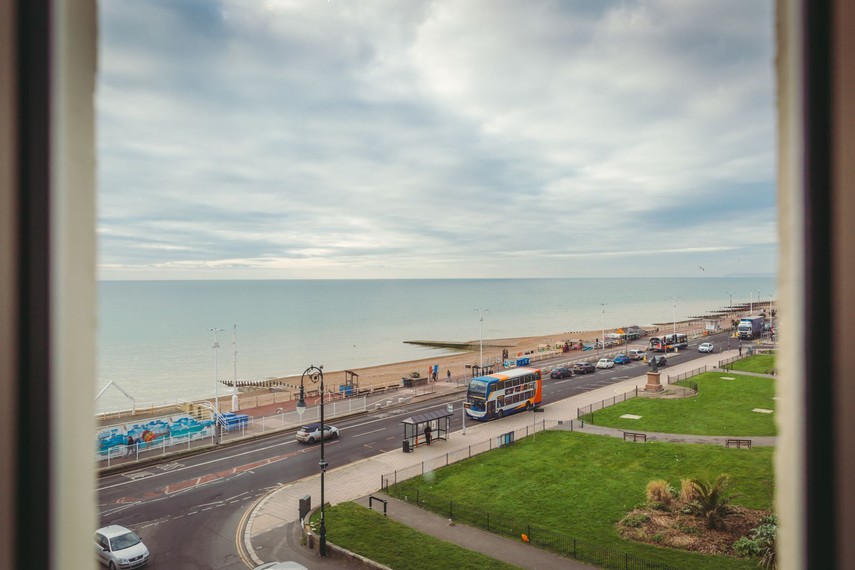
[96,0,776,279]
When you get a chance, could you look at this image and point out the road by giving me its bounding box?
[96,331,734,569]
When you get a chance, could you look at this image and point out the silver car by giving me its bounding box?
[95,525,149,569]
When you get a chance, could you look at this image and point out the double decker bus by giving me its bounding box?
[648,333,688,352]
[464,367,542,421]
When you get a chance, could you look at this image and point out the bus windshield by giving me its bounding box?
[468,379,491,395]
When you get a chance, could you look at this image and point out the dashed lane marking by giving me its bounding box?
[107,449,302,506]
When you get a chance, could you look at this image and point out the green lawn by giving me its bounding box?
[583,371,777,436]
[313,501,521,570]
[386,431,772,569]
[727,353,776,374]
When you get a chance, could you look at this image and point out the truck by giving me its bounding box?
[737,316,765,340]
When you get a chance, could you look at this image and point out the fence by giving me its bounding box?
[96,396,370,469]
[576,387,639,423]
[666,365,707,384]
[717,353,748,369]
[385,484,679,570]
[577,365,707,424]
[380,420,559,488]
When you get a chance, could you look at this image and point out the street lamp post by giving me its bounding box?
[298,365,328,556]
[209,328,224,413]
[599,303,607,356]
[475,308,488,368]
[769,294,775,342]
[672,297,678,337]
[231,324,238,412]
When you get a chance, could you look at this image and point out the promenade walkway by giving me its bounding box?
[242,349,774,569]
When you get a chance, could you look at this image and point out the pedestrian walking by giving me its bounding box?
[446,369,451,381]
[424,424,432,446]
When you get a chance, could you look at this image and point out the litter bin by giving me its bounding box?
[402,439,410,453]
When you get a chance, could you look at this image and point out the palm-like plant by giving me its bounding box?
[687,474,735,529]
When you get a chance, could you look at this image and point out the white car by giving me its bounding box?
[295,423,339,444]
[698,342,715,353]
[95,525,150,569]
[596,358,615,369]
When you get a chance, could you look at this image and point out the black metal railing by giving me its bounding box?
[388,488,680,570]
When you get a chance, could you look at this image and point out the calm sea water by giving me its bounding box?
[96,277,775,413]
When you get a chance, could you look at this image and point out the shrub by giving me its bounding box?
[678,478,697,503]
[686,474,736,529]
[646,480,674,508]
[621,513,650,528]
[734,514,777,569]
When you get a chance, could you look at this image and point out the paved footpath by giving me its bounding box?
[243,349,774,569]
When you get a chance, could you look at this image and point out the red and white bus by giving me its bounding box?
[649,333,688,352]
[464,367,543,421]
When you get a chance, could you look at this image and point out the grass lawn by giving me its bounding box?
[582,371,777,436]
[387,432,772,569]
[727,353,776,374]
[313,502,521,570]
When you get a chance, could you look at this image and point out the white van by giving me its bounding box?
[628,349,647,361]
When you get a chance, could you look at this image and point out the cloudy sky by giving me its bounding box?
[96,0,776,280]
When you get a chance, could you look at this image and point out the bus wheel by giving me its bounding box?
[497,410,504,419]
[526,401,532,411]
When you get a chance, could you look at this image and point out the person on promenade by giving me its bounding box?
[446,369,451,381]
[424,424,432,446]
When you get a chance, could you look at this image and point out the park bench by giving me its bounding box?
[623,431,647,442]
[726,439,752,449]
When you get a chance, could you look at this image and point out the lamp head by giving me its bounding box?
[296,384,306,417]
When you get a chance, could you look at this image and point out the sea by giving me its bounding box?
[96,277,775,413]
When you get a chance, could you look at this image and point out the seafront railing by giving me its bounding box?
[96,395,371,469]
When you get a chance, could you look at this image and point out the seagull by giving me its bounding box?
[698,266,705,272]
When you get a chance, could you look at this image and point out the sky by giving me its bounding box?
[96,0,776,280]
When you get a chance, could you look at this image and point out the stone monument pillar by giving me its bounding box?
[645,371,663,392]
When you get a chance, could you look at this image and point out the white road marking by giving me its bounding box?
[352,427,387,438]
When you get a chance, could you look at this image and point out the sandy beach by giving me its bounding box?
[252,315,729,395]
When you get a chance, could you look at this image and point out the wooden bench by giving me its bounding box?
[726,439,752,449]
[623,431,647,442]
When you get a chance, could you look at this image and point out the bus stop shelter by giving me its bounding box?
[401,407,452,452]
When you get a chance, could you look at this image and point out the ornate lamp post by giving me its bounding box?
[209,327,224,413]
[298,364,328,557]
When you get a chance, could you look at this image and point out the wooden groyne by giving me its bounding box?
[403,340,515,351]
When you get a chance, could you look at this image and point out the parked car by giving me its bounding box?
[95,525,150,569]
[296,423,339,444]
[613,354,631,365]
[648,355,668,368]
[549,366,573,379]
[596,358,615,369]
[627,349,647,360]
[698,342,715,353]
[572,361,596,374]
